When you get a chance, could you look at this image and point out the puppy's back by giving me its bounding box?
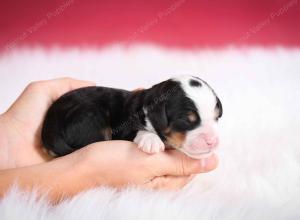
[41,86,130,156]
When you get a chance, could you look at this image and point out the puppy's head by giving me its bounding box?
[145,75,223,159]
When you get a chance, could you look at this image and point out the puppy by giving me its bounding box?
[42,75,223,159]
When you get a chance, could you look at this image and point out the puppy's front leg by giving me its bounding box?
[133,130,165,154]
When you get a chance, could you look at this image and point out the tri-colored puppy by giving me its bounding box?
[42,75,223,159]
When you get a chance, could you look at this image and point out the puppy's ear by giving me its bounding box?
[147,103,168,131]
[144,79,179,136]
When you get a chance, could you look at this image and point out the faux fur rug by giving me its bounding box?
[0,45,300,219]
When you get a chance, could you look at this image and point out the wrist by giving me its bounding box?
[0,155,90,203]
[23,155,94,202]
[52,153,98,195]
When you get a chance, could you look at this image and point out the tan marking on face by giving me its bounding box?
[164,128,186,149]
[187,111,197,122]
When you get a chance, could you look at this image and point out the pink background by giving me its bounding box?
[1,0,300,50]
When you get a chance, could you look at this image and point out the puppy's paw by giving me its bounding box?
[134,131,165,154]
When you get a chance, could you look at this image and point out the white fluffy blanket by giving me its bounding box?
[0,45,300,219]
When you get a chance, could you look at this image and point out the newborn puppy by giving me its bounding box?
[42,75,223,159]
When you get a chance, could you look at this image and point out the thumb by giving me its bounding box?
[150,150,218,176]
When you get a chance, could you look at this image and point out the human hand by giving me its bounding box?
[0,78,95,169]
[71,140,218,190]
[0,140,217,203]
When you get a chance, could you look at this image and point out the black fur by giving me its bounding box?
[189,79,202,87]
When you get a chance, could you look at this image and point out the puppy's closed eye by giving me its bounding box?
[170,111,199,132]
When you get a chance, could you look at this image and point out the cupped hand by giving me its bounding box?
[70,140,218,190]
[0,78,95,168]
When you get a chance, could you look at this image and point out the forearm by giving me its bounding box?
[0,155,94,203]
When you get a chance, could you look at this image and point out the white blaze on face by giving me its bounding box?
[172,75,219,158]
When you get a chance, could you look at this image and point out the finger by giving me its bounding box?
[42,77,96,101]
[8,77,95,117]
[143,175,192,190]
[150,150,218,176]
